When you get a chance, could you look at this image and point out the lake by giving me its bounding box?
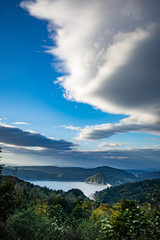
[29,180,111,198]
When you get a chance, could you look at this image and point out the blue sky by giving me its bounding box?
[0,0,160,169]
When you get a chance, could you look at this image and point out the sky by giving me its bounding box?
[0,0,160,169]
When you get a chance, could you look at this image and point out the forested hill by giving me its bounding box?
[2,165,136,186]
[85,172,106,185]
[1,175,160,239]
[95,178,160,205]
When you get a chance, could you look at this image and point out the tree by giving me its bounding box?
[0,147,5,176]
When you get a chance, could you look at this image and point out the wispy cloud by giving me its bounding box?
[0,142,46,151]
[98,142,126,148]
[154,145,160,148]
[102,156,128,160]
[11,122,30,125]
[21,0,160,139]
[149,138,160,141]
[59,125,81,131]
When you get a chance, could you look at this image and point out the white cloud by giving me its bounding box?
[0,142,46,151]
[65,126,81,131]
[21,0,160,140]
[12,122,30,125]
[149,138,160,141]
[59,125,81,131]
[98,142,125,148]
[77,117,160,141]
[154,145,160,148]
[102,156,128,160]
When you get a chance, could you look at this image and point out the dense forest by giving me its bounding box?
[95,178,160,205]
[0,175,160,240]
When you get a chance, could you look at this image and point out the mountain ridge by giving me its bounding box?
[2,165,136,186]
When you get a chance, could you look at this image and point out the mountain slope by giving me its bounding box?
[95,178,160,204]
[85,172,105,184]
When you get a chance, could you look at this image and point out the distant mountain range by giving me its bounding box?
[3,166,160,186]
[3,165,136,186]
[126,169,160,180]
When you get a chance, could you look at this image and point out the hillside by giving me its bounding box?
[85,172,105,184]
[2,165,136,186]
[95,178,160,205]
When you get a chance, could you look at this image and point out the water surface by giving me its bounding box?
[30,180,110,198]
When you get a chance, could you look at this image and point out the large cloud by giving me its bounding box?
[77,117,160,141]
[0,124,76,150]
[21,0,160,140]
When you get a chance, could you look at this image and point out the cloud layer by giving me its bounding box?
[3,143,160,169]
[21,0,160,140]
[0,124,159,169]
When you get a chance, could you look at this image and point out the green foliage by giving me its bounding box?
[73,219,101,240]
[90,203,113,221]
[1,176,160,240]
[0,177,22,222]
[98,199,160,240]
[70,203,90,221]
[5,208,51,240]
[67,188,86,199]
[110,199,148,239]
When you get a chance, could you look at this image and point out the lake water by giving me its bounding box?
[29,181,111,198]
